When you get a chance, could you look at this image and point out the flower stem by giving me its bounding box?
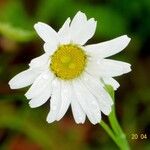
[100,85,130,150]
[100,120,121,148]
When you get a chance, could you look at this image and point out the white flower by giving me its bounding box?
[9,11,131,124]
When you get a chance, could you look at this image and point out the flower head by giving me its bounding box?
[9,11,131,124]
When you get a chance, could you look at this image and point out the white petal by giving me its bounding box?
[99,104,111,116]
[58,17,71,44]
[71,91,86,124]
[70,11,87,43]
[9,69,40,89]
[34,22,58,44]
[102,77,120,90]
[70,11,87,31]
[73,80,101,124]
[81,73,113,115]
[29,53,49,69]
[82,86,111,115]
[56,81,72,121]
[82,73,113,105]
[83,78,113,115]
[86,59,131,77]
[43,42,57,55]
[29,82,53,108]
[74,18,97,45]
[46,79,61,123]
[85,35,131,58]
[25,70,54,99]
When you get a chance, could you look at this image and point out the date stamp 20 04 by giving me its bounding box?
[131,133,147,140]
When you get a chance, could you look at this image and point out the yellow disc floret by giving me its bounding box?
[50,44,87,80]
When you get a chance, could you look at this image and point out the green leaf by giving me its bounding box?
[0,22,35,42]
[0,0,32,29]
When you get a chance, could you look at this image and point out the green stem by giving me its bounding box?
[108,88,123,135]
[100,85,130,150]
[109,104,129,150]
[100,120,121,148]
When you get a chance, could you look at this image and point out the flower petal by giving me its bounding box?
[25,70,54,99]
[74,18,97,45]
[43,42,57,55]
[29,82,53,108]
[56,81,72,121]
[81,73,113,115]
[34,22,58,44]
[86,59,131,77]
[102,77,120,90]
[82,73,113,104]
[82,76,113,115]
[9,69,40,89]
[70,11,87,43]
[73,80,101,124]
[85,35,131,58]
[46,79,61,123]
[58,17,71,44]
[71,91,86,124]
[29,53,49,69]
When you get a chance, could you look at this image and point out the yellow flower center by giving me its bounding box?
[50,44,87,80]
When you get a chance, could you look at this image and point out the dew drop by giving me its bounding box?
[42,74,49,79]
[91,101,98,109]
[62,89,68,94]
[83,76,88,81]
[97,60,101,65]
[53,80,57,87]
[91,101,96,105]
[38,75,42,80]
[97,112,100,116]
[78,116,82,121]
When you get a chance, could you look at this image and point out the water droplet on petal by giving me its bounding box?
[91,101,99,109]
[53,80,57,87]
[91,101,96,105]
[42,74,49,79]
[38,75,42,80]
[78,116,82,121]
[97,112,100,116]
[62,89,68,94]
[83,76,88,81]
[97,60,101,65]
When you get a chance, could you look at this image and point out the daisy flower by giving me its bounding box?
[9,11,131,124]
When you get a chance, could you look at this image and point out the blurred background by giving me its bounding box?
[0,0,150,149]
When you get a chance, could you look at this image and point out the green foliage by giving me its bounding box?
[0,0,34,42]
[0,0,31,28]
[0,22,35,42]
